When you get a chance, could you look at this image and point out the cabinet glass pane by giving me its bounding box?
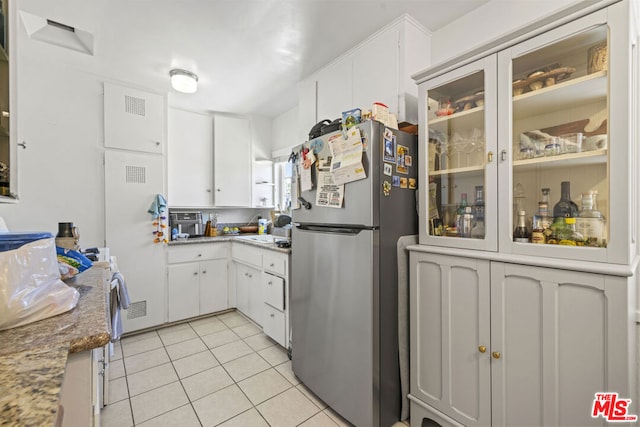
[427,70,486,239]
[511,26,608,248]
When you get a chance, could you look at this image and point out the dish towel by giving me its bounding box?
[148,194,169,243]
[110,272,131,342]
[148,194,167,218]
[397,234,417,421]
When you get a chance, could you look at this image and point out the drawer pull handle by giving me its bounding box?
[197,254,202,257]
[202,270,206,274]
[193,272,198,276]
[478,345,486,353]
[268,281,273,285]
[270,313,275,318]
[492,351,501,359]
[270,263,275,267]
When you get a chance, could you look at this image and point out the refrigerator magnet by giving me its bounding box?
[383,163,392,176]
[404,155,413,167]
[383,132,395,163]
[383,180,391,196]
[392,176,400,187]
[310,138,324,154]
[409,178,417,189]
[400,177,408,189]
[396,144,409,174]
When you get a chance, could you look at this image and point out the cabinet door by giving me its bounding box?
[410,251,491,427]
[498,4,635,265]
[352,29,399,116]
[167,263,200,322]
[168,108,213,206]
[297,78,317,143]
[490,263,632,427]
[316,57,353,121]
[418,55,498,252]
[104,82,163,154]
[213,115,252,206]
[235,262,261,323]
[199,259,228,314]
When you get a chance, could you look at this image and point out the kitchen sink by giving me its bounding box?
[235,234,277,244]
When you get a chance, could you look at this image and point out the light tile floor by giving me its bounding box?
[101,310,356,427]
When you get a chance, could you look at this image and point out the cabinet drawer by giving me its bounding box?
[262,272,285,311]
[168,243,228,264]
[231,243,263,268]
[262,304,285,347]
[263,252,287,276]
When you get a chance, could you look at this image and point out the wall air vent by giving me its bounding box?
[127,301,147,319]
[126,165,146,184]
[20,11,94,55]
[125,95,146,116]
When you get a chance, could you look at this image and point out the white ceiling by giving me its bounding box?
[18,0,491,118]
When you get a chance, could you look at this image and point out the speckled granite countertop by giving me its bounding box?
[0,263,111,426]
[169,234,292,254]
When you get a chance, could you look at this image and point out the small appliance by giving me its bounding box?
[169,212,203,237]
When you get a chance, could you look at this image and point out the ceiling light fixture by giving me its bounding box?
[169,69,198,93]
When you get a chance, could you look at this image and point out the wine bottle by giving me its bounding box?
[513,210,530,243]
[553,181,579,218]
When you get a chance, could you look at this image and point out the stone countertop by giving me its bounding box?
[0,264,111,426]
[169,234,292,254]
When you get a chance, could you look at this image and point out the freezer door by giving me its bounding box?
[291,226,376,427]
[292,122,379,226]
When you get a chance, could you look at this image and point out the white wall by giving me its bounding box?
[431,0,583,65]
[271,106,299,157]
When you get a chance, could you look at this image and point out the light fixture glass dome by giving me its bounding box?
[169,69,198,93]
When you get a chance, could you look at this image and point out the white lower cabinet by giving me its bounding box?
[167,244,228,322]
[409,251,635,427]
[232,243,290,349]
[59,349,102,427]
[235,262,262,325]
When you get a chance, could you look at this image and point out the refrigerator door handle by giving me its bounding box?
[294,223,377,235]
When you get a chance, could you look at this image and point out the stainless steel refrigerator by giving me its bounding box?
[291,120,418,427]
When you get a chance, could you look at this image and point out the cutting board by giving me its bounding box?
[541,118,607,137]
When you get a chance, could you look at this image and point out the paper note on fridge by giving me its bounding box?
[328,128,367,186]
[316,171,344,208]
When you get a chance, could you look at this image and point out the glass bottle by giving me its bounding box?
[576,191,606,246]
[558,217,585,246]
[471,186,485,239]
[461,206,473,238]
[533,187,553,234]
[456,193,468,236]
[513,210,530,243]
[553,181,579,219]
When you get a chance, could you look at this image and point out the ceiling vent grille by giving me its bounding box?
[127,301,147,319]
[125,95,146,116]
[125,165,146,184]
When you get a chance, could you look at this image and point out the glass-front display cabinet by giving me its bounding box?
[419,56,498,251]
[418,2,638,264]
[498,6,636,264]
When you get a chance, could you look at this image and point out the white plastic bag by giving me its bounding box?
[0,237,79,330]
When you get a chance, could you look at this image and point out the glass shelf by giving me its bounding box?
[513,149,607,171]
[513,71,607,119]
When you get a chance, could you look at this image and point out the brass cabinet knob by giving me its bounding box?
[487,151,493,163]
[478,345,487,353]
[492,351,501,359]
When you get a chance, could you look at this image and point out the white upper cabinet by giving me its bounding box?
[213,115,252,207]
[104,82,164,154]
[416,0,639,265]
[298,15,431,141]
[316,57,353,122]
[168,108,213,207]
[352,29,399,118]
